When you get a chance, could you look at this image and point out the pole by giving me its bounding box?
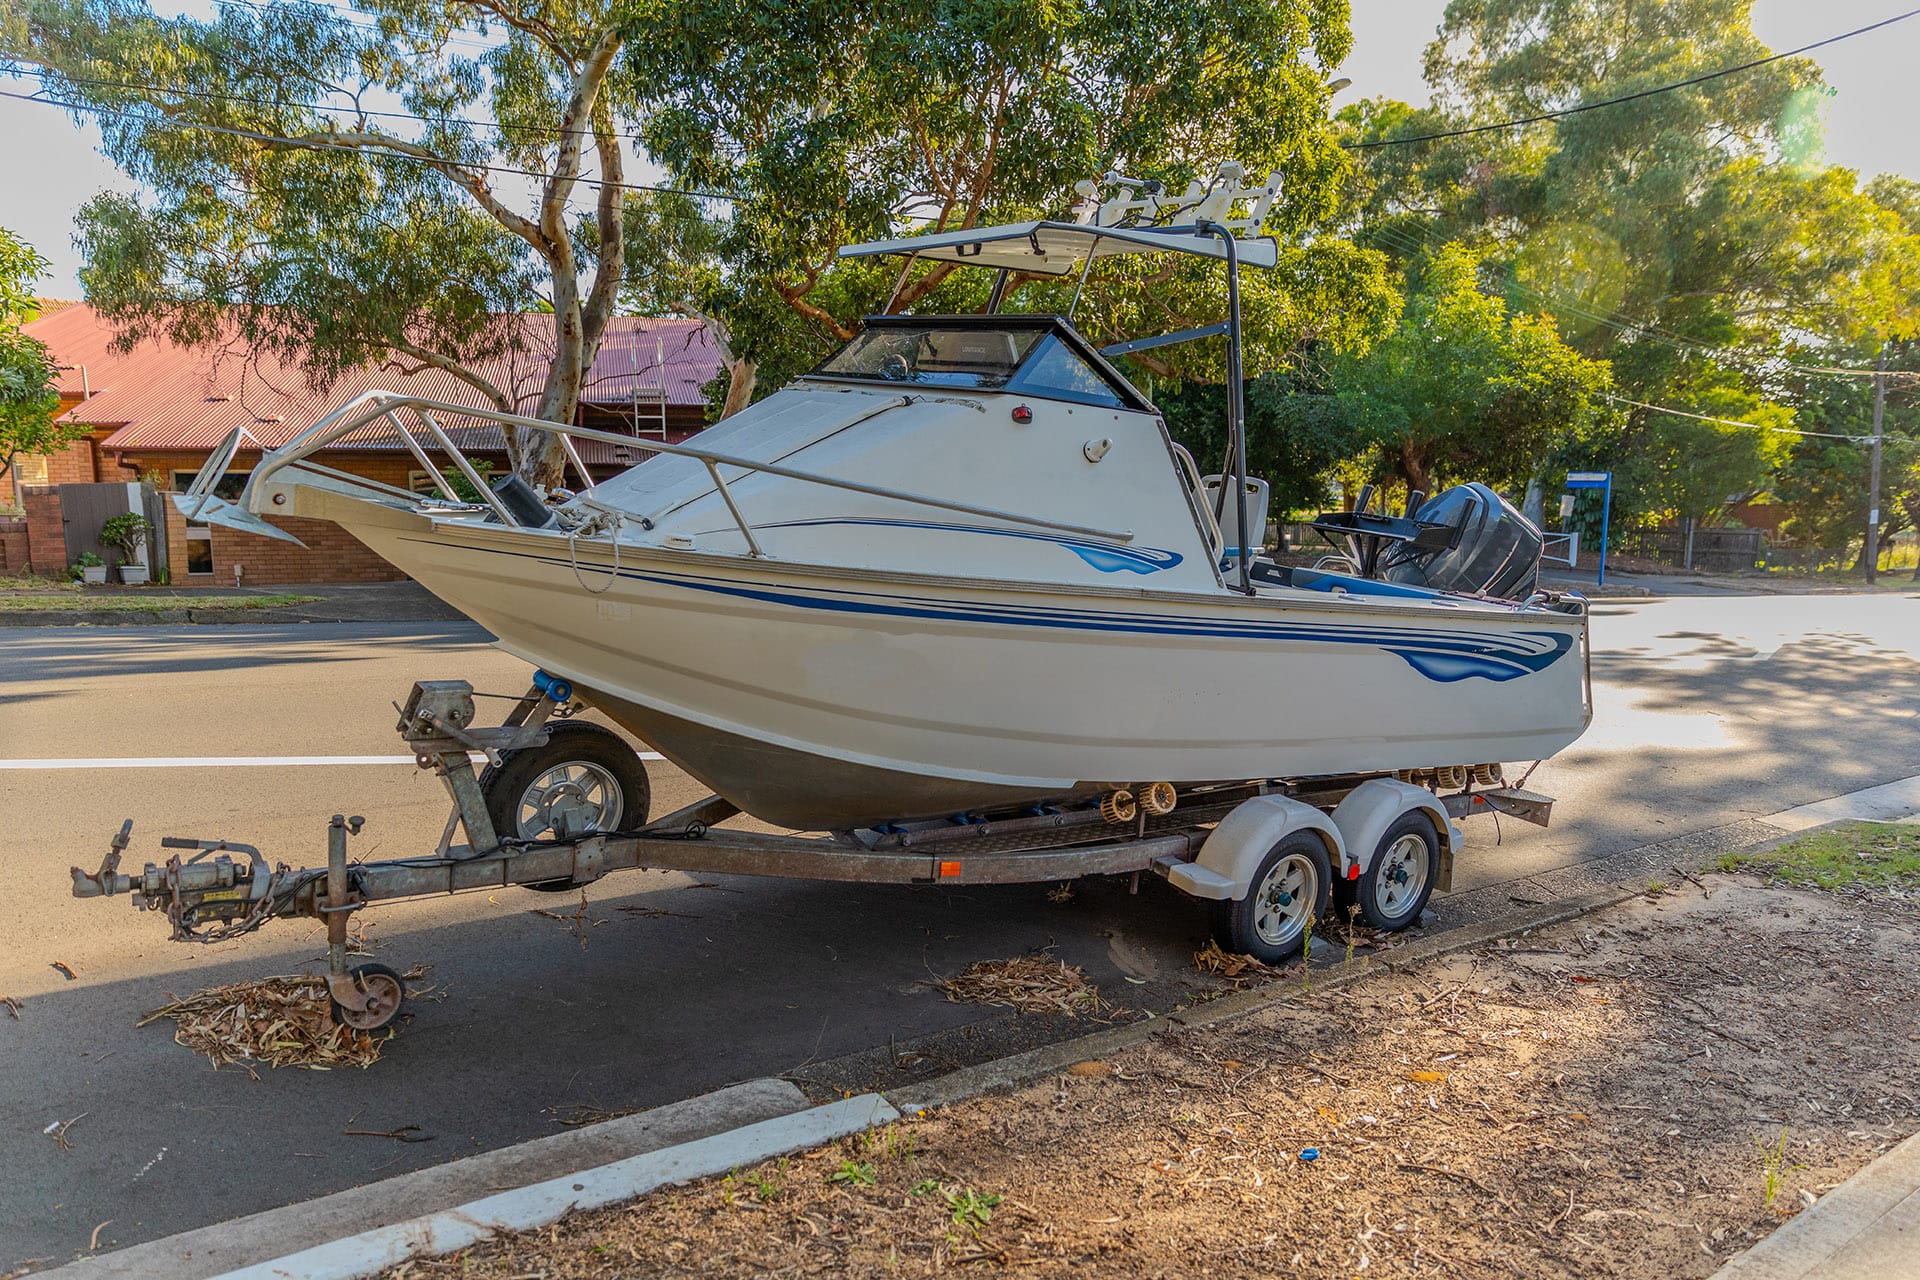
[1597,474,1611,589]
[1865,349,1887,583]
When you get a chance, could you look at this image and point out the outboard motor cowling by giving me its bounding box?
[1380,482,1542,600]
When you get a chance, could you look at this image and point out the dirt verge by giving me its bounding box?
[385,870,1920,1279]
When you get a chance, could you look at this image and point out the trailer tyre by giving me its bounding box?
[1211,831,1332,965]
[481,721,651,890]
[330,962,407,1032]
[1354,812,1439,932]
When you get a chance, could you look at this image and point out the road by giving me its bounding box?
[3,591,1918,1271]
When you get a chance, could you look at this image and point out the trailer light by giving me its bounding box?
[939,860,963,878]
[1010,405,1033,424]
[1346,863,1361,880]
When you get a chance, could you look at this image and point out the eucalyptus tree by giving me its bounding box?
[10,0,640,481]
[625,0,1398,397]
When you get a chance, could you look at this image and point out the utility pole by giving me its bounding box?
[1865,349,1887,583]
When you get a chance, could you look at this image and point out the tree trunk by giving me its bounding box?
[515,28,625,488]
[718,356,757,419]
[1396,444,1433,498]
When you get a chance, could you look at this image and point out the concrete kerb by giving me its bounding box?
[35,1079,814,1280]
[207,1093,900,1280]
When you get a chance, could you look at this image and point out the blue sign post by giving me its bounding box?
[1565,471,1612,587]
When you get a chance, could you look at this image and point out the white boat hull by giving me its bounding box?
[342,513,1589,830]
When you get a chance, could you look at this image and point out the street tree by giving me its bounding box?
[10,0,640,481]
[1331,245,1611,496]
[625,0,1397,394]
[0,230,73,497]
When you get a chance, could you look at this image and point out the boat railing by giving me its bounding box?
[199,391,1137,554]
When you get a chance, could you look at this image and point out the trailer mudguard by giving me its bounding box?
[1172,795,1345,902]
[1329,779,1460,883]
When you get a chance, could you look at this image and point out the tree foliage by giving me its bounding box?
[0,229,73,493]
[10,0,640,480]
[1330,245,1610,496]
[1335,0,1920,541]
[625,0,1396,392]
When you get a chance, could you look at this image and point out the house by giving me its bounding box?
[8,305,722,583]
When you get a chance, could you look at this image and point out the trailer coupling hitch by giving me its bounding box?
[71,820,280,943]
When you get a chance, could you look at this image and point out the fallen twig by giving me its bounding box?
[88,1220,112,1251]
[44,1112,88,1150]
[50,961,77,981]
[343,1125,433,1143]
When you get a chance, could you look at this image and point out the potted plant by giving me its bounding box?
[100,512,153,585]
[69,551,107,585]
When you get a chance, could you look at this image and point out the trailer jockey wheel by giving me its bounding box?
[1212,832,1331,966]
[331,962,407,1032]
[1352,812,1440,932]
[480,721,651,891]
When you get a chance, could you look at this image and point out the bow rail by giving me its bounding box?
[179,391,1136,553]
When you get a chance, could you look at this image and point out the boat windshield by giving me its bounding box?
[817,324,1044,389]
[814,322,1135,408]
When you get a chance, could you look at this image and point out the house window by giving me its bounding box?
[171,470,248,576]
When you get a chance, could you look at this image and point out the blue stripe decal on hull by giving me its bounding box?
[412,538,1574,683]
[744,518,1184,575]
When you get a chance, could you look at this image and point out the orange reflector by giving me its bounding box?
[939,860,963,878]
[1346,863,1361,880]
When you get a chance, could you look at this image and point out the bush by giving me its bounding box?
[99,511,151,564]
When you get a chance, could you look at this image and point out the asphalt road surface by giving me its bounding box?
[3,591,1918,1270]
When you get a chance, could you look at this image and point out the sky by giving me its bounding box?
[3,0,1918,297]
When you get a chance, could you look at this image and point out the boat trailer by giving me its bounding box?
[70,675,1556,1032]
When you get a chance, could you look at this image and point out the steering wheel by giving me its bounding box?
[878,353,911,381]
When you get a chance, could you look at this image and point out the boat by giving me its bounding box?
[177,164,1592,833]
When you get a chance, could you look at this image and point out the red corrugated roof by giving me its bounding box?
[23,305,720,453]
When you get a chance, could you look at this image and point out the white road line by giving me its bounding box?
[0,752,667,769]
[1762,773,1920,831]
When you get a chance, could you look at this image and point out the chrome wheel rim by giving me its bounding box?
[516,762,623,839]
[1374,832,1430,918]
[1253,853,1318,948]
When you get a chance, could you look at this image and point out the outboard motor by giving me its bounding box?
[1381,483,1542,600]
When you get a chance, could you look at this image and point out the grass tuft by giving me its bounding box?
[0,592,317,613]
[1717,822,1920,892]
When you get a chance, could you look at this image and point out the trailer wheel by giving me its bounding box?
[330,962,407,1032]
[1211,831,1332,965]
[481,721,651,890]
[1354,812,1439,932]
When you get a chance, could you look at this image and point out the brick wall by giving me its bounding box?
[215,516,404,585]
[159,484,408,585]
[0,519,28,576]
[21,486,68,577]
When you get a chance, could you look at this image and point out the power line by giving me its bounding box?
[0,84,741,202]
[15,64,628,147]
[1348,6,1920,150]
[1607,393,1874,441]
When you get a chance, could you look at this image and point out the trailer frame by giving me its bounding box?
[70,674,1555,1030]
